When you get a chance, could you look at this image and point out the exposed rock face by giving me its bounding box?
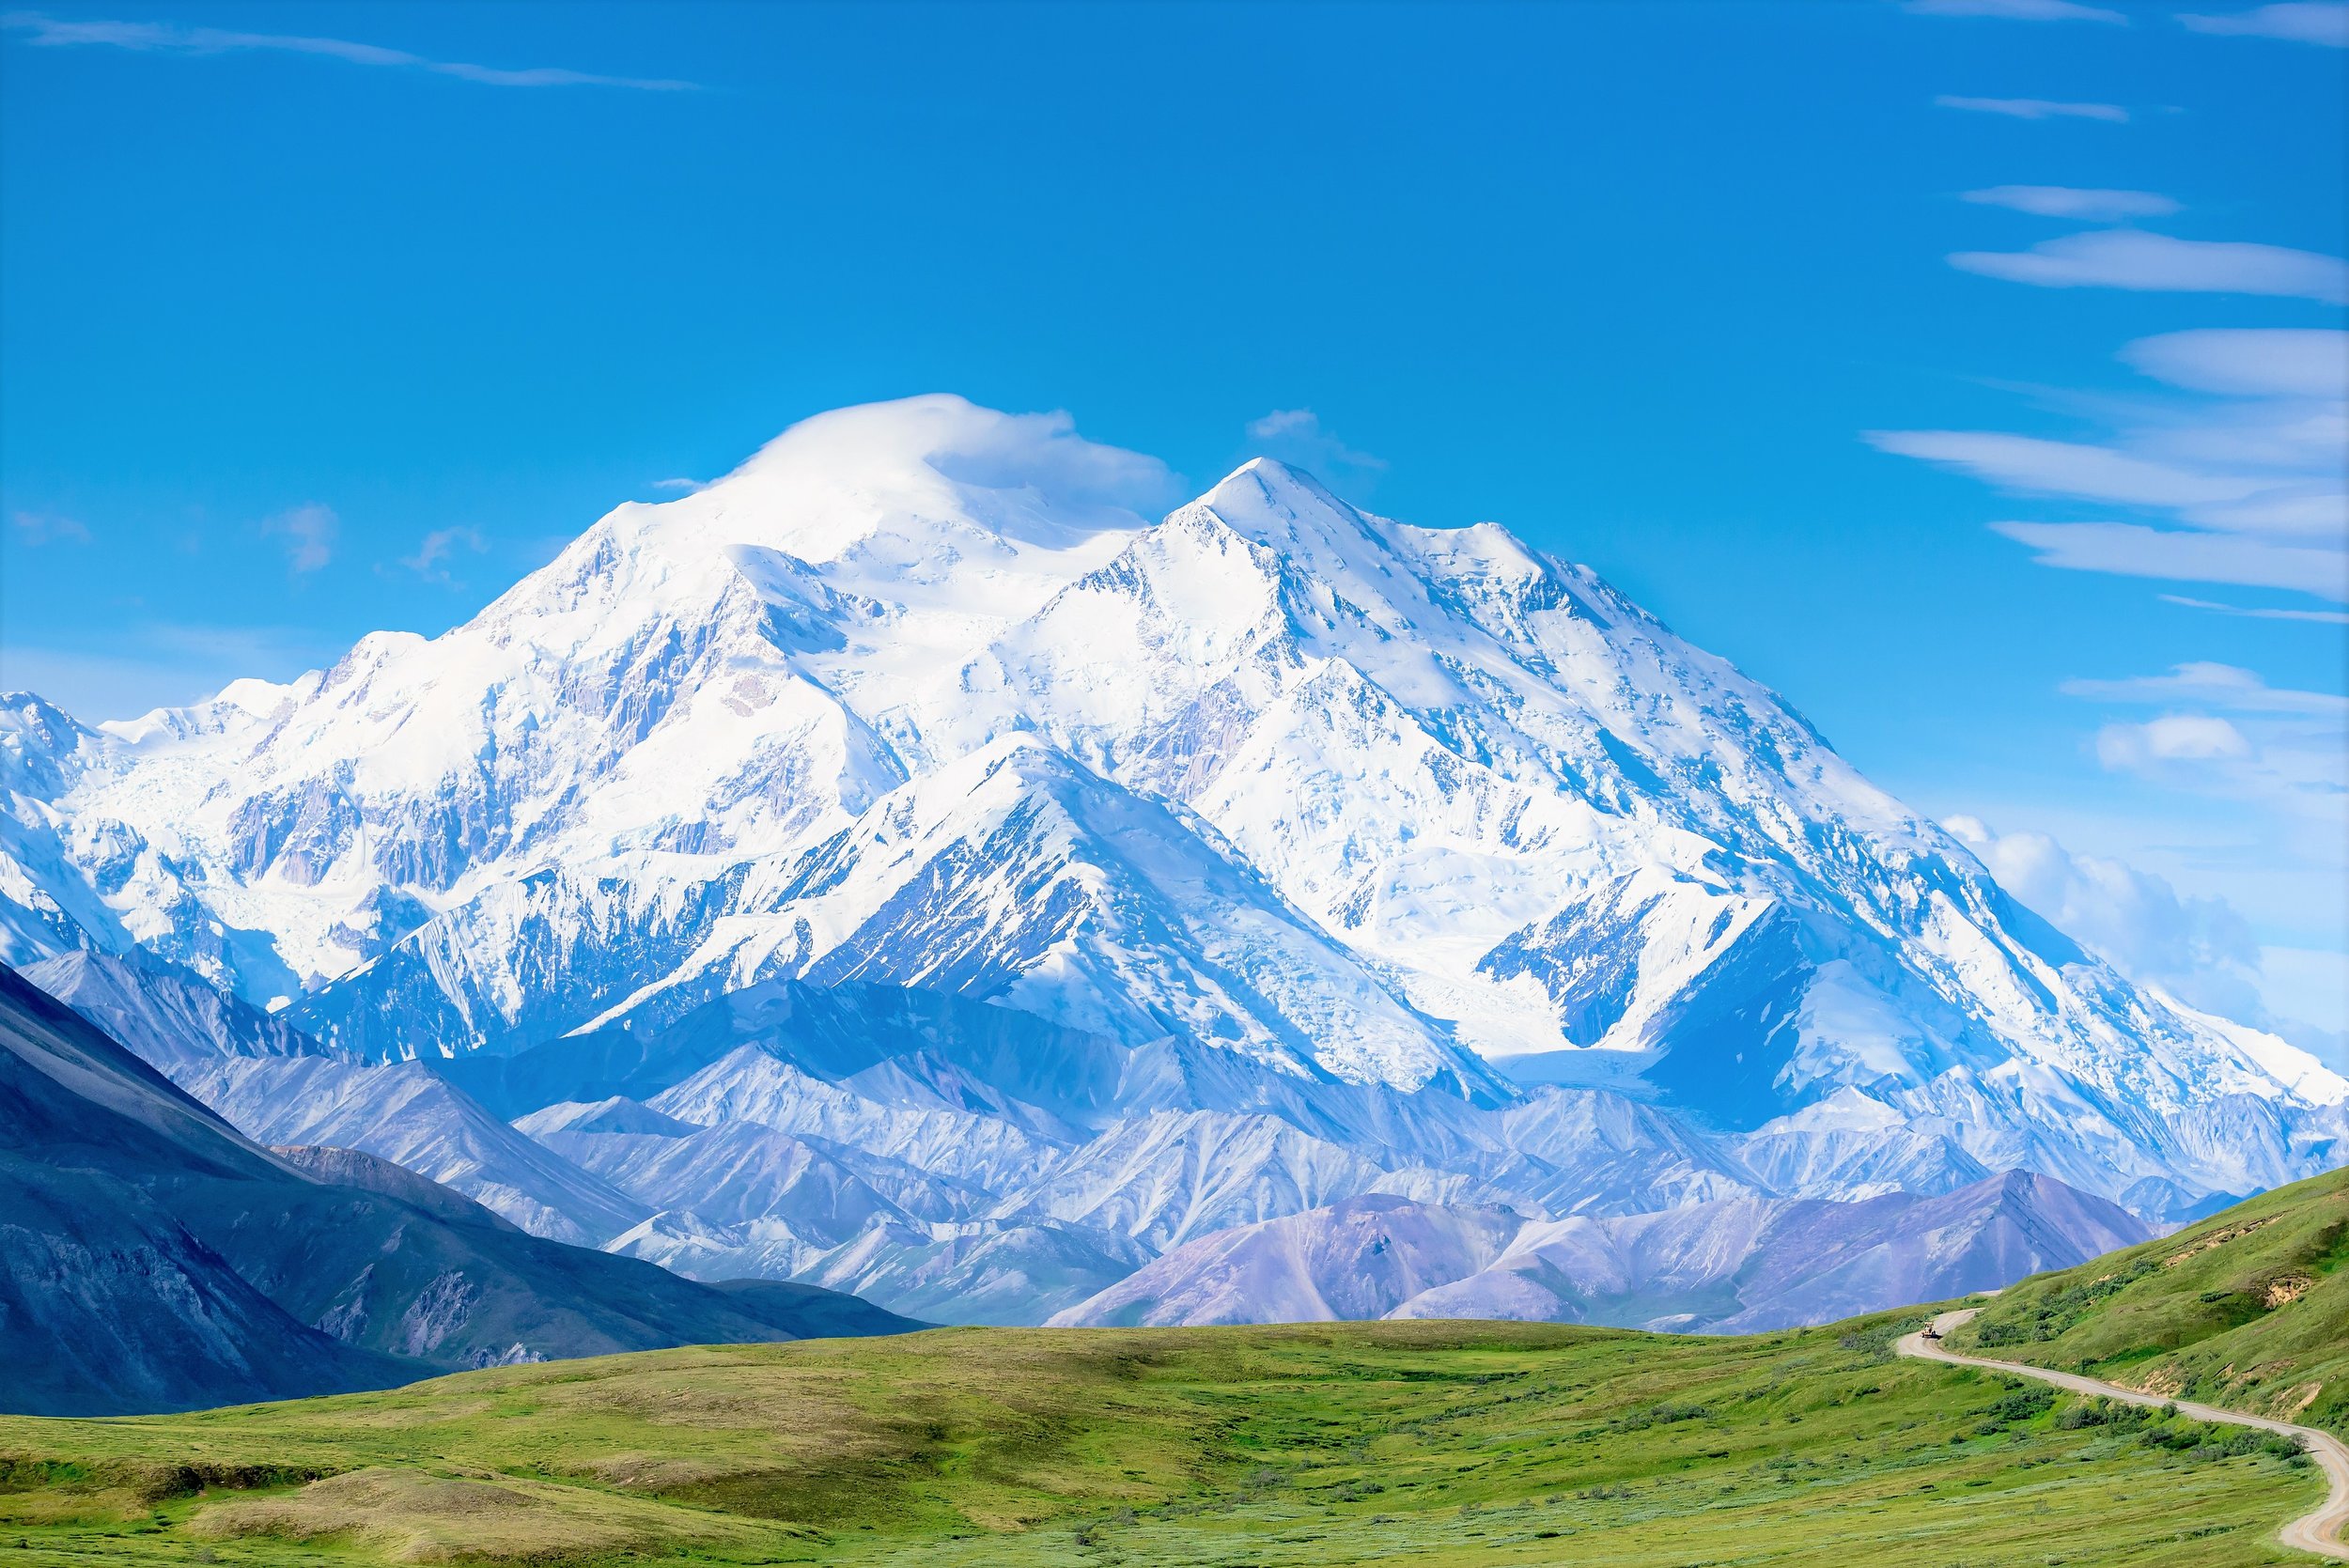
[395,1271,479,1358]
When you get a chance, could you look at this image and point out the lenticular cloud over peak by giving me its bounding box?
[714,395,1181,533]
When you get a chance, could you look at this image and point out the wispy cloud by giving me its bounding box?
[2122,328,2347,398]
[649,476,707,493]
[1950,230,2349,303]
[1907,0,2125,21]
[396,525,488,587]
[1965,656,2349,1046]
[2062,662,2348,715]
[1864,430,2277,512]
[0,11,700,90]
[2093,706,2344,823]
[1245,409,1388,480]
[2179,3,2349,44]
[1991,521,2347,598]
[1961,185,2178,220]
[1935,95,2129,121]
[262,503,338,574]
[2161,594,2349,625]
[1872,319,2348,603]
[8,510,91,545]
[1864,425,2343,538]
[2073,670,2347,954]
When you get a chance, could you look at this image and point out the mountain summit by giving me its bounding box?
[3,395,2338,1220]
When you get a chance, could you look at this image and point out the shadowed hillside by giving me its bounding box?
[0,966,920,1414]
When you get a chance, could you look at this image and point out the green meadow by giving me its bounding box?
[0,1310,2322,1566]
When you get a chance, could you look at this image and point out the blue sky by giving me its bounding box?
[2,0,2343,1043]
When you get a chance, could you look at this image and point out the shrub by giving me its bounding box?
[1981,1387,2055,1424]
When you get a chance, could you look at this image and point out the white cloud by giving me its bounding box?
[2186,481,2345,535]
[730,396,1181,528]
[2160,594,2349,625]
[8,510,90,545]
[1867,428,2343,539]
[262,503,338,574]
[2062,662,2349,715]
[1990,521,2348,598]
[2102,713,2255,762]
[2082,672,2346,838]
[1935,95,2129,121]
[1959,661,2349,1048]
[1964,647,2349,1051]
[397,525,489,587]
[1975,660,2349,1045]
[1961,185,2178,220]
[1244,409,1388,479]
[649,476,706,492]
[2179,3,2349,44]
[0,11,699,89]
[1907,0,2125,18]
[1946,814,2273,1027]
[894,403,1181,515]
[1248,410,1316,440]
[1950,229,2349,303]
[2151,408,2346,473]
[1864,429,2268,509]
[2122,328,2347,398]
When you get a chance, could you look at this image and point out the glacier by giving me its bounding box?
[4,392,2344,1325]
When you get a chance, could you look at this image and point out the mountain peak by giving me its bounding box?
[1198,455,1353,520]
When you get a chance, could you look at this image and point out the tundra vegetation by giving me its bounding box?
[0,1312,2321,1566]
[1953,1166,2349,1436]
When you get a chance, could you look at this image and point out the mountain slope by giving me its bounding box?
[1052,1172,2148,1331]
[23,951,647,1244]
[466,975,1812,1320]
[0,968,411,1413]
[2,395,2337,1221]
[0,965,918,1413]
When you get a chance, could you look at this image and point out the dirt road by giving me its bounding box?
[1897,1306,2349,1560]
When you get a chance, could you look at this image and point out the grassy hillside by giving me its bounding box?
[0,1313,2322,1566]
[1952,1166,2349,1434]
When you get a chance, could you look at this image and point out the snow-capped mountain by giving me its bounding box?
[4,394,2341,1237]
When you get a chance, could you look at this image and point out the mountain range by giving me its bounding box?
[3,394,2341,1343]
[1050,1173,2145,1331]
